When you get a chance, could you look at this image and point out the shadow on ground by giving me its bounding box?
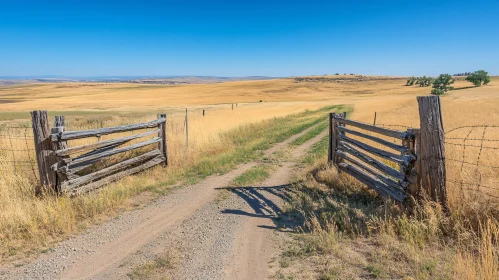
[215,185,301,232]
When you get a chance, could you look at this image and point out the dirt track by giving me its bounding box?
[0,125,326,280]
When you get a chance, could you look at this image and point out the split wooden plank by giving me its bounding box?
[337,141,405,181]
[339,134,415,166]
[337,126,409,153]
[62,149,162,191]
[337,162,406,202]
[68,155,165,196]
[336,150,406,193]
[51,117,166,141]
[54,129,160,157]
[66,137,161,169]
[335,116,412,140]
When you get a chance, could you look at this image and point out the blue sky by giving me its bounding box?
[0,0,498,77]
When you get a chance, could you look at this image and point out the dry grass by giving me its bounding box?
[278,122,499,279]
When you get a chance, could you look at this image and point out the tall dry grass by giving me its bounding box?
[285,101,499,279]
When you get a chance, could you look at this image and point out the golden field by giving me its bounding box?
[1,75,498,278]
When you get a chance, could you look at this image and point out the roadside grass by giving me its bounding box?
[128,249,180,280]
[275,135,499,279]
[289,105,351,148]
[0,105,347,262]
[231,165,273,187]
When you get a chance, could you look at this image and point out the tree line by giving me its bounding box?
[405,70,491,95]
[453,72,473,76]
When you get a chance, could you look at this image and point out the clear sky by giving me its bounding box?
[1,0,498,77]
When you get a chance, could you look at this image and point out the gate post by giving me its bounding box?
[328,113,334,164]
[31,110,57,193]
[158,114,168,166]
[417,96,447,208]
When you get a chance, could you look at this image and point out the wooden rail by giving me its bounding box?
[31,111,168,196]
[51,118,166,141]
[328,96,447,206]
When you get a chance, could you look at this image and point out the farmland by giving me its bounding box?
[1,75,498,278]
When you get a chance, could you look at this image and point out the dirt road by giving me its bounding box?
[0,125,326,280]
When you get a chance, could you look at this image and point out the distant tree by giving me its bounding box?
[465,70,490,86]
[335,73,339,75]
[406,76,417,86]
[415,76,433,87]
[432,74,455,94]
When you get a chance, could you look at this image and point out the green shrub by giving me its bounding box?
[432,74,455,93]
[431,89,444,95]
[465,70,490,86]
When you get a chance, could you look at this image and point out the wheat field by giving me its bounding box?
[1,75,498,272]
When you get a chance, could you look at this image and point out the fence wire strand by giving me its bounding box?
[445,125,499,201]
[374,117,499,201]
[0,126,38,181]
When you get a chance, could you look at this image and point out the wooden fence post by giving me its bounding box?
[417,96,447,208]
[31,110,57,193]
[52,116,68,192]
[328,113,334,164]
[373,112,377,125]
[158,114,168,166]
[405,128,421,197]
[336,112,347,167]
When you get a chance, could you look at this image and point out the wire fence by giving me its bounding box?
[376,122,499,202]
[0,125,39,183]
[444,125,499,202]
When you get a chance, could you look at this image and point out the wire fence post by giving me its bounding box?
[417,96,447,208]
[373,112,377,125]
[31,110,57,193]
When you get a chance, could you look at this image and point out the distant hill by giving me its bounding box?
[0,75,278,86]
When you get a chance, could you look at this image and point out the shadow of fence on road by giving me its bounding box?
[215,184,300,232]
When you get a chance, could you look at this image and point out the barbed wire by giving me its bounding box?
[444,142,499,150]
[447,158,499,169]
[446,137,499,142]
[375,123,410,130]
[446,125,499,134]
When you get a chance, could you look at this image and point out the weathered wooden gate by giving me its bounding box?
[328,96,447,206]
[31,111,168,196]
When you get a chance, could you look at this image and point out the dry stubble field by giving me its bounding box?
[1,75,498,278]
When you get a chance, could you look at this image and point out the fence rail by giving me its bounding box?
[30,110,168,196]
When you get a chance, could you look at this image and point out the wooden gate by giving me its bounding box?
[31,111,168,196]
